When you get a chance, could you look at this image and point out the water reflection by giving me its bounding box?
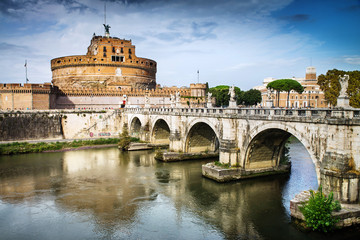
[0,143,359,240]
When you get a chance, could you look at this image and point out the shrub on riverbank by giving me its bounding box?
[0,138,121,155]
[300,186,341,233]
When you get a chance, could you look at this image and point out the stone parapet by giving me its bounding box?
[121,107,360,125]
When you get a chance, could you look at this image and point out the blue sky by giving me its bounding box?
[0,0,359,90]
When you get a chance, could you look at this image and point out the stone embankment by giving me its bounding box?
[0,110,121,141]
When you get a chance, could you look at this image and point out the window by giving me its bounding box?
[129,54,132,59]
[112,56,124,62]
[128,49,132,54]
[112,47,115,53]
[103,46,107,52]
[121,48,123,53]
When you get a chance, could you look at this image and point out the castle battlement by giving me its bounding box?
[0,83,54,94]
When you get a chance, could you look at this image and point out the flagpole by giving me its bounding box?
[25,60,28,84]
[197,70,199,83]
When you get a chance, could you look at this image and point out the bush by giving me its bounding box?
[154,148,163,160]
[118,125,131,151]
[300,186,341,232]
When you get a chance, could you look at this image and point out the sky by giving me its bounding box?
[0,0,359,90]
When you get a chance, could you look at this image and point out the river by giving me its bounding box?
[0,139,359,240]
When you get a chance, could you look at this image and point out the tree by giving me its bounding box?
[208,85,242,107]
[239,89,262,106]
[318,69,360,108]
[267,79,304,107]
[266,80,283,107]
[118,124,131,151]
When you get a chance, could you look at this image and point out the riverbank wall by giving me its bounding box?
[0,110,122,141]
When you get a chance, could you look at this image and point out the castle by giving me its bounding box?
[0,26,207,110]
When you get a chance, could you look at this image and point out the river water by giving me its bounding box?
[0,139,359,240]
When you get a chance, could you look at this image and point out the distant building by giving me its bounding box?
[254,66,327,108]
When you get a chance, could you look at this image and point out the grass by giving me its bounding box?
[214,161,230,168]
[0,138,122,155]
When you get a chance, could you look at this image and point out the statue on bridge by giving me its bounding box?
[336,75,350,108]
[175,91,181,103]
[175,91,181,108]
[170,94,175,108]
[207,92,213,108]
[207,92,212,103]
[228,86,236,102]
[339,75,349,98]
[267,88,272,100]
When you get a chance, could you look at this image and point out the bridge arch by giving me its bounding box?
[185,120,219,153]
[244,123,320,181]
[151,118,171,144]
[129,116,142,138]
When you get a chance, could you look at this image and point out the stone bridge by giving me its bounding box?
[119,107,360,203]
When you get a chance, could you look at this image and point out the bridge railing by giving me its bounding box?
[119,107,360,120]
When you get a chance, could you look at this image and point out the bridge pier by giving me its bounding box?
[169,130,182,152]
[219,140,239,166]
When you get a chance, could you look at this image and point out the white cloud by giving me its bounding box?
[344,56,360,65]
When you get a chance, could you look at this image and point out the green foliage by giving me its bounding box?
[214,161,230,168]
[118,124,131,151]
[280,143,290,165]
[240,89,262,106]
[267,79,304,107]
[154,148,164,160]
[300,186,341,232]
[209,85,242,107]
[318,69,360,107]
[0,138,120,155]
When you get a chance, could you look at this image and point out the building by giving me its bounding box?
[0,25,207,110]
[0,83,55,110]
[254,66,327,108]
[51,34,157,90]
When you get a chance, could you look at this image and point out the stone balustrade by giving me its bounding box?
[120,107,360,122]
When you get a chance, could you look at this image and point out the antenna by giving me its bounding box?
[310,57,312,66]
[197,70,199,83]
[104,2,106,25]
